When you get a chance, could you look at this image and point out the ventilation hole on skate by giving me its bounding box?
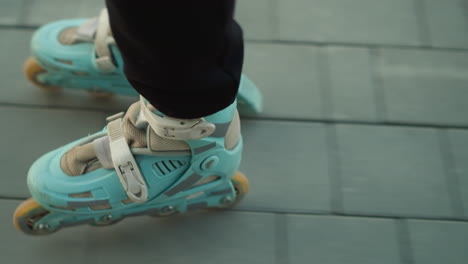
[152,160,187,176]
[71,71,89,76]
[69,191,94,198]
[191,175,221,188]
[121,198,133,205]
[90,204,112,210]
[50,205,76,211]
[54,58,73,65]
[185,191,205,200]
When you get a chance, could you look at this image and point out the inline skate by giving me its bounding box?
[13,96,248,235]
[24,9,262,115]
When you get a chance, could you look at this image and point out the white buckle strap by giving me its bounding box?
[140,98,215,140]
[107,118,148,203]
[94,9,117,73]
[93,136,113,169]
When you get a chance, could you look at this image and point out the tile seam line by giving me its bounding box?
[4,102,468,130]
[243,116,468,130]
[0,102,123,114]
[1,24,468,52]
[2,196,468,222]
[18,0,32,26]
[396,219,415,264]
[413,0,432,46]
[326,125,344,214]
[369,47,387,121]
[275,213,288,264]
[232,209,468,223]
[245,39,468,52]
[438,130,465,218]
[4,104,463,130]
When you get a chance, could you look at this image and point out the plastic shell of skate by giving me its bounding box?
[24,18,132,99]
[13,101,249,235]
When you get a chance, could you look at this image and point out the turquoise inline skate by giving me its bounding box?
[14,95,248,235]
[24,9,262,115]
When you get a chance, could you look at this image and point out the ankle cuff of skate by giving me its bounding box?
[139,96,216,141]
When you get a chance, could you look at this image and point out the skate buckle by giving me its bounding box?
[140,99,215,140]
[117,160,147,203]
[107,117,148,203]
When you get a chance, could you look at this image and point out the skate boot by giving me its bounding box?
[24,9,262,115]
[13,96,248,235]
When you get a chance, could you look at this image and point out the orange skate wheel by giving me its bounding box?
[217,171,250,209]
[13,197,55,235]
[23,57,62,92]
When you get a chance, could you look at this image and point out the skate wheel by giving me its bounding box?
[87,90,114,100]
[231,171,249,201]
[148,205,179,218]
[13,198,56,235]
[217,171,249,209]
[24,57,62,92]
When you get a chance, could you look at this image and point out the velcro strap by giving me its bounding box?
[107,118,148,203]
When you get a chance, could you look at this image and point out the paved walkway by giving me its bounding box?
[1,0,468,263]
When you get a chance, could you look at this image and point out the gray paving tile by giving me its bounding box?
[278,0,422,46]
[326,47,378,121]
[337,124,453,218]
[236,0,274,40]
[378,48,468,126]
[446,130,468,218]
[0,106,107,198]
[23,0,84,26]
[0,29,136,112]
[288,214,401,264]
[424,0,468,48]
[86,211,276,264]
[0,0,24,25]
[408,220,468,264]
[78,0,103,17]
[5,198,276,264]
[239,120,331,213]
[1,199,90,264]
[244,43,325,119]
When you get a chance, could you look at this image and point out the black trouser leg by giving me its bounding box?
[105,0,244,118]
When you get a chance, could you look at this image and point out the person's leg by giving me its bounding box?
[106,0,244,118]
